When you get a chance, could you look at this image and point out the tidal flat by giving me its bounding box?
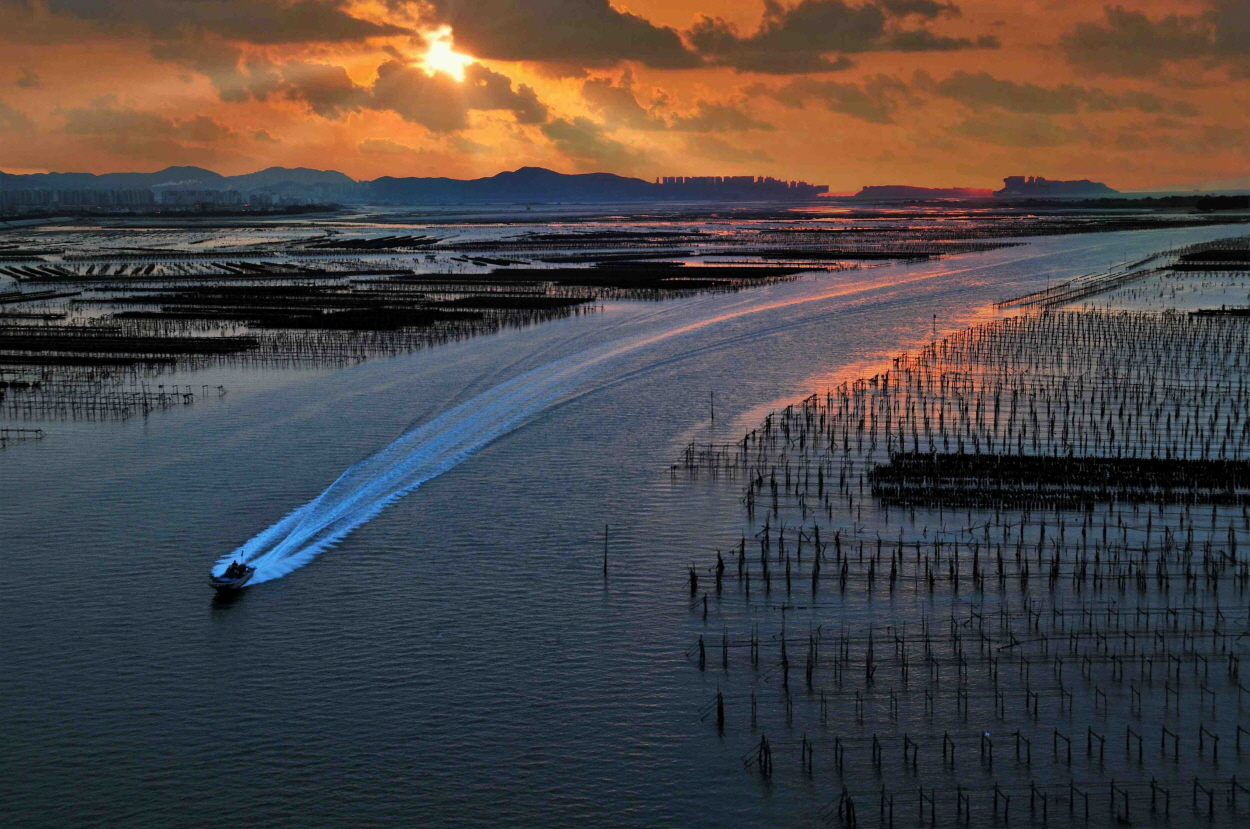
[1,204,1248,827]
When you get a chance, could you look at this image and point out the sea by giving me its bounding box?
[0,218,1242,827]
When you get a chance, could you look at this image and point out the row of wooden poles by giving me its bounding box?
[680,234,1250,825]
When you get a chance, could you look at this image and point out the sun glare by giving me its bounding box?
[421,26,475,81]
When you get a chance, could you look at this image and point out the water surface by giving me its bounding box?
[0,224,1239,827]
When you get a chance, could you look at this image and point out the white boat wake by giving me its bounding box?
[212,242,1109,584]
[212,345,610,583]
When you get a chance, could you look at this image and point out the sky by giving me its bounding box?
[0,0,1247,191]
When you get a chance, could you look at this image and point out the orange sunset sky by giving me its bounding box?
[0,0,1246,190]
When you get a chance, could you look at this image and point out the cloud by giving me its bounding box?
[1115,123,1250,156]
[419,0,700,69]
[749,75,910,123]
[880,0,959,19]
[62,96,235,141]
[685,135,774,164]
[914,70,1198,116]
[175,114,235,142]
[42,0,409,44]
[0,100,35,132]
[280,61,370,118]
[1060,3,1250,77]
[150,39,280,103]
[687,0,997,74]
[252,129,281,143]
[16,68,40,89]
[540,116,646,169]
[359,137,419,154]
[58,96,237,159]
[581,73,773,132]
[581,73,666,130]
[669,101,775,132]
[156,43,549,133]
[450,136,490,154]
[889,30,998,52]
[1211,0,1250,61]
[371,60,546,132]
[950,113,1089,148]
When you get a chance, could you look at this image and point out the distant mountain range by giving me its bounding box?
[0,165,828,204]
[0,165,354,193]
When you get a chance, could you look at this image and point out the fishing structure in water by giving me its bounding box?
[678,235,1250,825]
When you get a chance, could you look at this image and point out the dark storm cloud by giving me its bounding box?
[1061,2,1250,77]
[748,75,910,123]
[914,71,1198,116]
[687,0,996,74]
[16,68,41,89]
[419,0,700,68]
[43,0,409,44]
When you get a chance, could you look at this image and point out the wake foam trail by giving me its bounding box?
[214,252,1027,583]
[214,348,602,583]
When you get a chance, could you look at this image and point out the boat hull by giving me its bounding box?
[209,568,255,591]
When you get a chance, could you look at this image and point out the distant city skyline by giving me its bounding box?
[0,2,1246,190]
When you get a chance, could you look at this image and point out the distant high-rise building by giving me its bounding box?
[653,175,828,198]
[51,188,155,209]
[0,189,54,208]
[161,189,243,208]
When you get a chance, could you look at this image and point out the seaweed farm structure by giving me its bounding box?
[3,207,1162,425]
[2,207,1246,425]
[676,235,1250,826]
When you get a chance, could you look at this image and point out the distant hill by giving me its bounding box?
[854,185,993,201]
[995,176,1118,199]
[227,166,355,190]
[367,167,659,203]
[368,167,827,203]
[0,166,287,192]
[0,165,828,204]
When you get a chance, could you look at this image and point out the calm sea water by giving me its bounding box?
[0,224,1240,827]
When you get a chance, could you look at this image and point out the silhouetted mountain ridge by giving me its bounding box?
[0,165,829,203]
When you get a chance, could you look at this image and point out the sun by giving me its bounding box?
[421,26,475,81]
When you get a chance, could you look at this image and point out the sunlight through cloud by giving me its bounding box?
[420,25,475,81]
